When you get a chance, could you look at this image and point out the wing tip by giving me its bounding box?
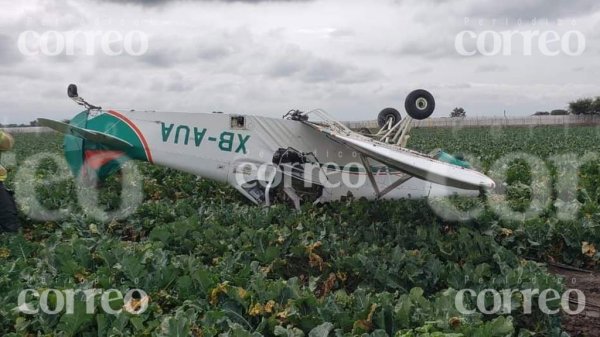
[480,177,496,190]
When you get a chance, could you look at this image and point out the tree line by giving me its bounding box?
[532,97,600,116]
[451,96,600,118]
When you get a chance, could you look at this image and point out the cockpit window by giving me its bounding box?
[231,116,245,129]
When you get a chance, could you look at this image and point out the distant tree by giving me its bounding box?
[569,97,594,114]
[592,97,600,114]
[533,111,549,116]
[550,109,569,116]
[29,120,38,127]
[450,107,466,118]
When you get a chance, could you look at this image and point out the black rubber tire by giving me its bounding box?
[404,89,435,120]
[377,108,401,128]
[67,84,78,98]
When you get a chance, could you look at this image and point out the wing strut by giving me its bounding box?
[360,154,379,196]
[360,154,412,199]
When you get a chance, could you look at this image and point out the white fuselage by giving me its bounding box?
[113,110,474,204]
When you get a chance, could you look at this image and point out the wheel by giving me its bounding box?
[377,108,401,128]
[404,89,435,120]
[67,84,78,98]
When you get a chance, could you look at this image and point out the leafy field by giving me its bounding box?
[1,125,600,336]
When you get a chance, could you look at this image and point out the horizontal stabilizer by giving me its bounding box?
[38,118,133,150]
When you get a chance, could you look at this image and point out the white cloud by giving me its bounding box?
[0,0,599,124]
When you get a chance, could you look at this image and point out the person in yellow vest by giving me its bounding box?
[0,131,20,232]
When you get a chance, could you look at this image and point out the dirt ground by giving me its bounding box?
[549,265,600,337]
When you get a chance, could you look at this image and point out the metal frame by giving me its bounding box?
[360,153,411,199]
[374,116,414,147]
[296,109,353,135]
[290,109,414,148]
[290,108,416,200]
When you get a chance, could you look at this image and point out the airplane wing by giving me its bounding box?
[38,118,133,150]
[307,123,495,191]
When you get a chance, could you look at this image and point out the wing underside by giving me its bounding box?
[38,118,133,150]
[307,123,495,191]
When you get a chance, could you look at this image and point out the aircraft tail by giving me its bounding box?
[39,110,152,179]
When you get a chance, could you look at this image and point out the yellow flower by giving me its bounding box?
[191,326,204,337]
[307,241,322,251]
[249,303,263,316]
[276,308,289,319]
[209,282,229,305]
[123,295,151,313]
[582,241,596,257]
[264,300,275,313]
[354,304,378,333]
[89,224,99,234]
[0,248,9,259]
[74,272,88,283]
[259,265,272,275]
[307,241,325,271]
[237,287,248,299]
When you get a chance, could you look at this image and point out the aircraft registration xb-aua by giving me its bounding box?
[39,85,495,209]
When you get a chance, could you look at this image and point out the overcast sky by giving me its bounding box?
[1,0,600,124]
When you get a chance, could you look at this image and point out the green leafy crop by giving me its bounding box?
[1,126,599,336]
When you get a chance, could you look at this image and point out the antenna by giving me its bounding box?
[67,84,101,110]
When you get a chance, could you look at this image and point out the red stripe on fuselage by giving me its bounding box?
[107,110,154,163]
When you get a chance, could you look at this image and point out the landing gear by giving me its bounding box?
[377,108,401,128]
[371,89,435,147]
[404,89,435,120]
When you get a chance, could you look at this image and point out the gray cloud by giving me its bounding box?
[265,47,381,83]
[409,0,600,20]
[1,0,600,124]
[139,47,183,67]
[302,59,348,82]
[0,35,23,66]
[408,66,433,75]
[127,38,236,67]
[463,0,600,20]
[328,28,354,38]
[395,39,457,59]
[475,64,509,73]
[97,0,310,5]
[197,45,233,60]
